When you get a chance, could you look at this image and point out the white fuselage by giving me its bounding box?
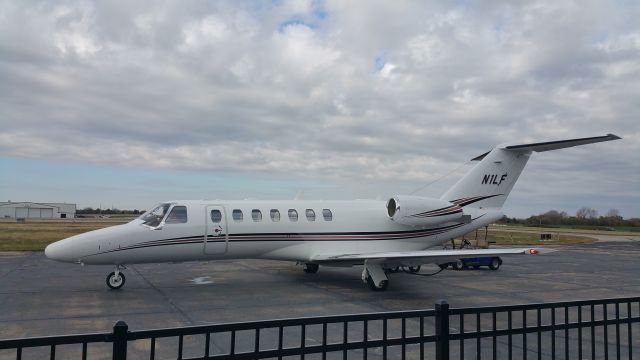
[45,200,502,266]
[42,134,620,291]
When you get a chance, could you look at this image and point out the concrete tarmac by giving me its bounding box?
[1,241,639,359]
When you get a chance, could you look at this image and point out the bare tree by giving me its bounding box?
[606,208,620,218]
[539,210,566,224]
[576,207,598,219]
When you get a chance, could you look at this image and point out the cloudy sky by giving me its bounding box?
[0,0,638,218]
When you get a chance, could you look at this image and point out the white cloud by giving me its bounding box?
[378,63,396,78]
[273,24,340,76]
[180,15,231,50]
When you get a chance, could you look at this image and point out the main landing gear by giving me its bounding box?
[106,265,126,290]
[362,261,389,291]
[303,263,319,274]
[361,264,441,291]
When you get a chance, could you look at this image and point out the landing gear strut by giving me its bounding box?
[106,265,126,290]
[362,261,389,291]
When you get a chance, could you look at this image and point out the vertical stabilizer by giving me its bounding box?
[441,148,531,209]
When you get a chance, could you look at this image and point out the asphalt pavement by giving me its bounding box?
[1,240,639,359]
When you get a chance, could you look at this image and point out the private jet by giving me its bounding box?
[45,134,620,291]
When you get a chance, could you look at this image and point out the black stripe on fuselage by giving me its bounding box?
[82,222,468,257]
[409,208,463,218]
[452,194,503,207]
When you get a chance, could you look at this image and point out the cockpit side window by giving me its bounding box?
[165,206,188,224]
[139,203,171,227]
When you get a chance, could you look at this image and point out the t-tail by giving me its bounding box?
[440,134,621,209]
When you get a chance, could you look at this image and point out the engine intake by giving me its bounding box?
[386,195,468,227]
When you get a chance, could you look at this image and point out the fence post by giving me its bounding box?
[112,320,128,360]
[435,300,450,360]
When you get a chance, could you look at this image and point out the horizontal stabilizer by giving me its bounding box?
[471,134,620,161]
[503,133,621,152]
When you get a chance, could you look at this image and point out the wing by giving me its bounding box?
[311,247,554,265]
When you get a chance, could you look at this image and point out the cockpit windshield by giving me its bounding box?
[138,203,171,227]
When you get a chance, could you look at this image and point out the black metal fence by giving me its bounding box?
[1,296,638,359]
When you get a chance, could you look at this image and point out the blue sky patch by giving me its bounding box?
[373,55,386,72]
[278,18,316,32]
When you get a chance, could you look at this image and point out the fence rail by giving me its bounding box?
[1,296,638,359]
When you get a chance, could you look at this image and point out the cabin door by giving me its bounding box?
[204,205,229,254]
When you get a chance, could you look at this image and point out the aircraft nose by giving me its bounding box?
[45,240,71,262]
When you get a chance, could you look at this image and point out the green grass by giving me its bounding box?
[459,227,596,246]
[0,218,132,251]
[497,224,640,235]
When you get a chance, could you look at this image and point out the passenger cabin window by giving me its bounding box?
[232,209,243,222]
[288,209,298,222]
[270,209,280,222]
[210,209,222,223]
[165,206,188,224]
[252,209,262,222]
[322,209,333,221]
[306,209,316,221]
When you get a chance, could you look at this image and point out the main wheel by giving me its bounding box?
[303,263,319,274]
[387,266,400,273]
[366,275,389,291]
[453,259,464,270]
[106,271,126,290]
[489,257,502,270]
[407,266,421,273]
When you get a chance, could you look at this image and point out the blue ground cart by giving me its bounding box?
[440,256,502,270]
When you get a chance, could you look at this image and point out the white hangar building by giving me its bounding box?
[0,202,76,219]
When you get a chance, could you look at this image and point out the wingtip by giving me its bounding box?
[530,247,557,255]
[606,133,622,140]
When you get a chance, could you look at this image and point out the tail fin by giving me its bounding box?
[440,134,621,209]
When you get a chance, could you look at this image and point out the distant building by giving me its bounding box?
[0,201,76,219]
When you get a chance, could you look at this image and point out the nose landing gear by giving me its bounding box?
[106,265,126,290]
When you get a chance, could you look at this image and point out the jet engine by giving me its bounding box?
[386,195,469,227]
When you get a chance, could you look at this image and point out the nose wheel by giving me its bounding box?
[106,267,126,289]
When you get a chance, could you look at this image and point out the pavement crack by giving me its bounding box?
[129,266,195,325]
[128,266,227,355]
[0,252,38,282]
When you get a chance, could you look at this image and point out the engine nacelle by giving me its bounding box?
[386,195,468,227]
